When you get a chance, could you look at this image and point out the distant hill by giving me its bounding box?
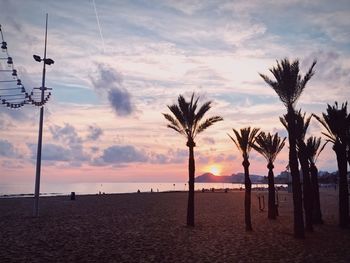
[195,173,264,183]
[195,170,348,184]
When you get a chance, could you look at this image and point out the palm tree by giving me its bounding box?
[346,122,350,167]
[313,102,349,228]
[306,136,326,224]
[253,132,286,220]
[163,93,223,227]
[260,58,316,238]
[281,111,314,231]
[228,127,260,231]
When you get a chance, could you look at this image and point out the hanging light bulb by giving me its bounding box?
[1,41,7,51]
[7,57,13,65]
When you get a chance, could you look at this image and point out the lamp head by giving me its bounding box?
[44,58,54,65]
[33,55,42,62]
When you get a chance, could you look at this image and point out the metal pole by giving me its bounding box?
[33,14,48,217]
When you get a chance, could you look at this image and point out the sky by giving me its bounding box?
[0,0,350,184]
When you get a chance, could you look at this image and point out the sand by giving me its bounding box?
[0,189,349,262]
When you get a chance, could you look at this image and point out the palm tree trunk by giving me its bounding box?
[267,162,277,219]
[187,145,195,227]
[298,149,313,232]
[243,158,252,231]
[287,108,305,238]
[334,143,349,228]
[310,163,323,224]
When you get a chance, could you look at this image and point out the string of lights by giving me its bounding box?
[0,24,51,109]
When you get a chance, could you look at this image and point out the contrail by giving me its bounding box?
[92,0,105,53]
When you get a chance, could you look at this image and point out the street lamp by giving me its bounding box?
[33,13,54,217]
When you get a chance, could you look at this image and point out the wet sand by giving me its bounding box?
[0,189,349,262]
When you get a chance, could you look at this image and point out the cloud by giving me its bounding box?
[27,142,88,163]
[0,106,34,123]
[309,10,350,43]
[1,160,24,169]
[108,89,134,116]
[92,146,188,166]
[49,123,83,145]
[90,64,134,116]
[0,139,17,157]
[148,148,188,164]
[26,123,92,164]
[40,144,70,161]
[201,137,215,145]
[0,119,15,130]
[225,155,237,161]
[96,145,148,164]
[86,125,103,141]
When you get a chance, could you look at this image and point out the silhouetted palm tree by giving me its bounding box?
[281,111,313,231]
[292,111,314,231]
[163,93,223,227]
[347,122,350,167]
[253,132,286,220]
[260,58,316,238]
[306,136,326,224]
[314,102,349,228]
[228,127,260,231]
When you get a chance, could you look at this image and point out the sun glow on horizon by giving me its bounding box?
[208,164,222,176]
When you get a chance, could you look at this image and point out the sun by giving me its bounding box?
[209,165,221,176]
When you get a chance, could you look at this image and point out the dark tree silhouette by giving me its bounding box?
[260,58,316,238]
[281,111,313,232]
[306,136,326,224]
[253,132,286,220]
[228,127,260,231]
[314,102,349,228]
[163,93,223,227]
[347,121,350,168]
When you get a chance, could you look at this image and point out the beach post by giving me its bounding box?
[33,13,55,217]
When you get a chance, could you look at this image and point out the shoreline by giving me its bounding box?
[0,185,290,199]
[0,182,291,198]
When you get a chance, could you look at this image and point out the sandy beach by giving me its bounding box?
[0,189,349,262]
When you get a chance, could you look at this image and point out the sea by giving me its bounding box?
[0,182,287,198]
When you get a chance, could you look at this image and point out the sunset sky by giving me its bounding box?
[1,0,350,184]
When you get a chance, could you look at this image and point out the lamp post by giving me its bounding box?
[33,13,54,217]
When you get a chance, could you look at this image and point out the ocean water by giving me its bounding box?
[0,182,287,197]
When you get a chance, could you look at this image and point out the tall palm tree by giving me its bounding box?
[346,122,350,167]
[281,111,314,231]
[260,58,316,238]
[163,93,223,227]
[314,102,349,228]
[252,132,286,220]
[306,136,326,224]
[228,127,260,231]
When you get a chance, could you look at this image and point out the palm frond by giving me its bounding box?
[193,101,211,135]
[294,110,311,142]
[227,133,240,152]
[260,58,316,108]
[312,114,334,138]
[280,115,288,130]
[299,60,317,91]
[163,92,222,144]
[253,131,286,163]
[313,102,349,145]
[196,116,223,135]
[228,127,259,157]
